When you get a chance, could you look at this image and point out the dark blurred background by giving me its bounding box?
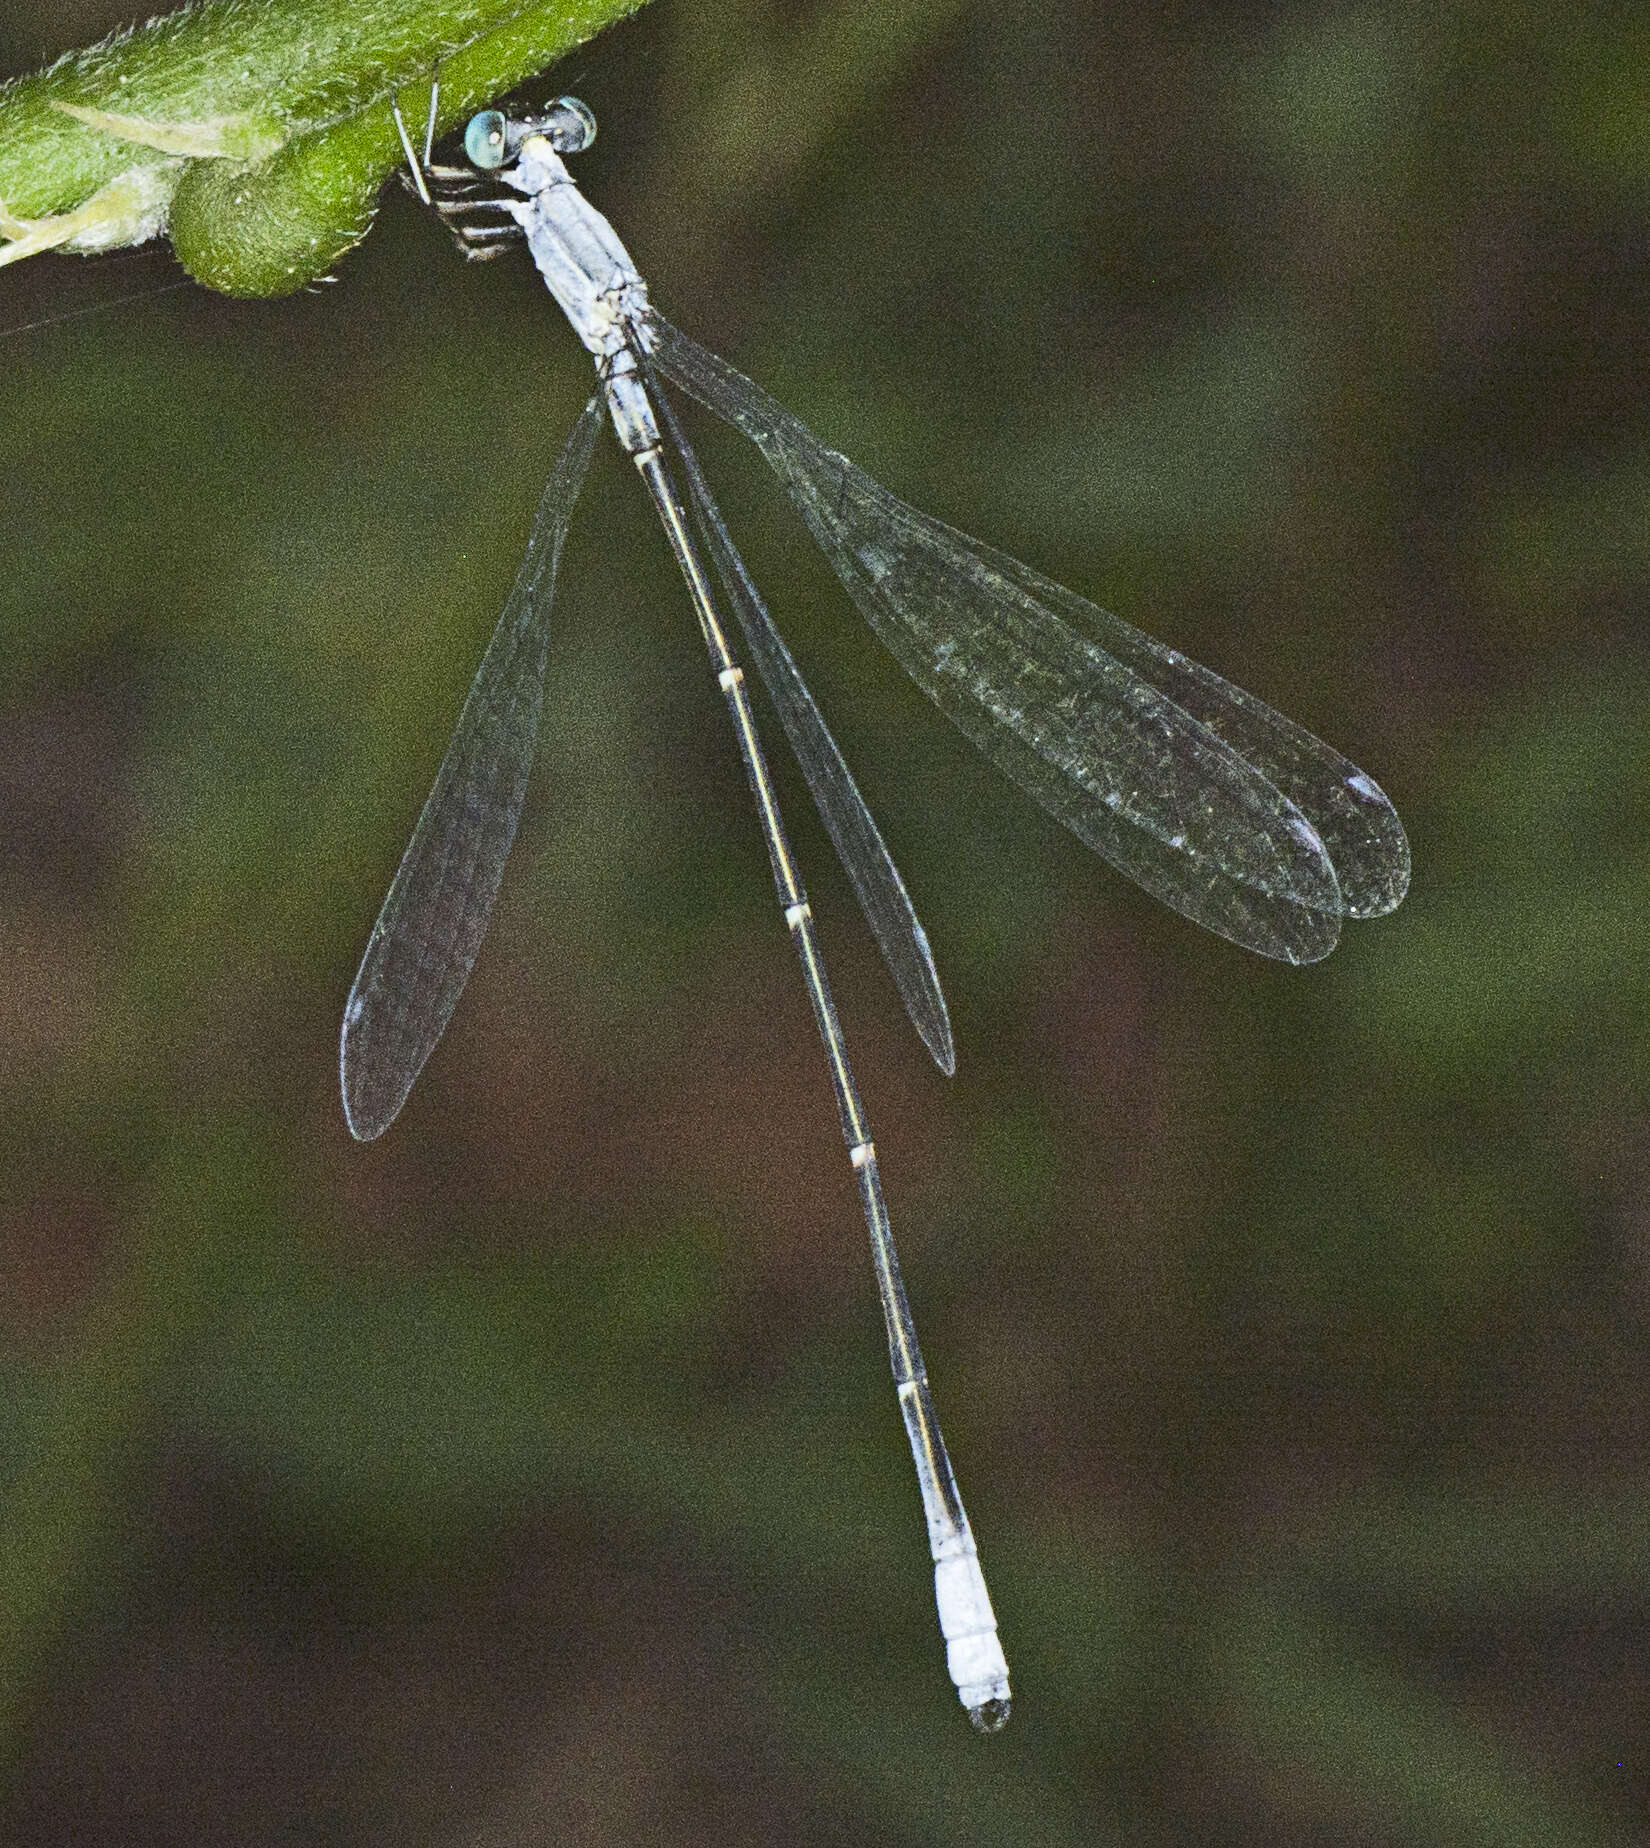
[2,0,1648,1841]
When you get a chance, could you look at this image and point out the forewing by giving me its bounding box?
[650,319,1354,964]
[986,556,1410,920]
[339,391,604,1138]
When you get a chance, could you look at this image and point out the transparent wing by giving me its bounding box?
[649,317,1410,964]
[643,362,954,1073]
[976,557,1410,921]
[339,390,604,1139]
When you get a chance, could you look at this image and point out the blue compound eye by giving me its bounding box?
[464,110,509,170]
[545,96,597,154]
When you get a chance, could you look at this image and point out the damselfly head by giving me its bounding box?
[463,97,596,172]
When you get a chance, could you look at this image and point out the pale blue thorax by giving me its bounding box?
[503,137,660,458]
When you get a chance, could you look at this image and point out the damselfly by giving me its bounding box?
[342,88,1410,1730]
